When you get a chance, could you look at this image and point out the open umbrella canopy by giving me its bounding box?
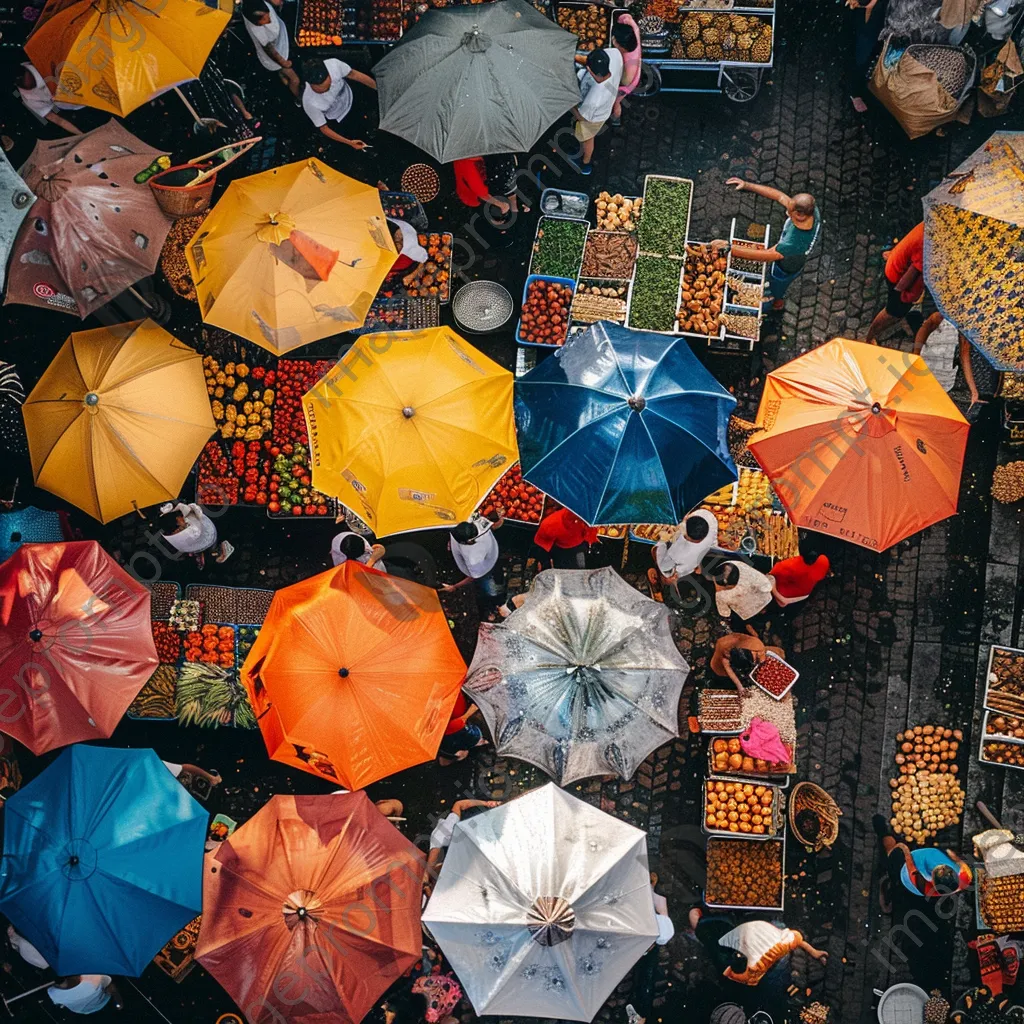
[923,131,1024,371]
[197,793,424,1024]
[22,319,214,522]
[4,121,171,318]
[0,150,34,292]
[304,327,517,536]
[0,507,66,563]
[0,745,207,975]
[515,321,737,525]
[240,560,466,788]
[423,782,658,1020]
[0,541,157,754]
[25,0,232,117]
[186,158,398,354]
[748,338,968,551]
[375,0,580,162]
[464,568,688,784]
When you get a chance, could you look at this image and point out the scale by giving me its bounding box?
[452,280,514,334]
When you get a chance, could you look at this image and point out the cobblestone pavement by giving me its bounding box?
[1,1,1021,1021]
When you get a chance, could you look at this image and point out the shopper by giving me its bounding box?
[453,157,511,215]
[241,0,301,100]
[611,16,643,125]
[15,62,82,134]
[769,540,829,606]
[874,816,972,900]
[653,509,718,581]
[846,0,887,113]
[531,507,599,569]
[330,529,387,570]
[442,516,505,617]
[483,154,529,214]
[48,976,123,1014]
[712,178,820,312]
[438,692,488,766]
[299,57,377,150]
[712,560,779,623]
[865,222,925,343]
[710,627,785,695]
[426,797,501,879]
[571,47,622,175]
[158,502,233,569]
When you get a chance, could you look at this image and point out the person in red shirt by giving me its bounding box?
[531,508,599,569]
[438,692,487,766]
[866,222,925,342]
[770,542,829,607]
[452,157,511,214]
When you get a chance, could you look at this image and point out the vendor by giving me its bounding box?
[710,626,785,695]
[530,507,599,569]
[386,216,429,289]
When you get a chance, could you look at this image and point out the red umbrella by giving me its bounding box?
[0,541,157,753]
[197,793,424,1024]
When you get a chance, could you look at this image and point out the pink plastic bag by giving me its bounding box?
[740,717,789,763]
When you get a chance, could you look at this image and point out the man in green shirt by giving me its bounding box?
[712,177,821,311]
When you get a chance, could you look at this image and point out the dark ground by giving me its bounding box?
[1,0,1022,1021]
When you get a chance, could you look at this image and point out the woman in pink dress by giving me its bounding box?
[611,14,642,125]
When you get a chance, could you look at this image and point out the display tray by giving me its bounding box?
[477,463,546,525]
[540,188,590,220]
[528,216,589,281]
[982,644,1024,716]
[975,865,1024,933]
[637,174,693,259]
[554,0,626,51]
[592,194,641,233]
[702,777,785,840]
[704,835,785,912]
[517,274,577,348]
[708,740,794,785]
[749,651,799,701]
[698,688,743,734]
[979,710,1024,773]
[407,232,453,304]
[350,295,440,336]
[571,279,630,326]
[674,238,726,342]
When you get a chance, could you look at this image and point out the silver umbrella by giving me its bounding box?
[0,151,35,291]
[465,567,689,784]
[375,0,581,162]
[422,782,658,1021]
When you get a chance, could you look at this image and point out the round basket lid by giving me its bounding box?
[452,280,514,332]
[400,163,440,203]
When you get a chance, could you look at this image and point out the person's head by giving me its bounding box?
[381,987,426,1024]
[729,951,748,975]
[684,515,710,542]
[15,65,36,91]
[392,226,404,249]
[451,521,478,545]
[241,0,271,24]
[796,531,820,565]
[585,47,611,82]
[339,534,367,560]
[712,563,740,589]
[795,808,821,841]
[788,192,816,221]
[930,863,959,895]
[611,22,638,52]
[301,58,331,89]
[729,647,756,674]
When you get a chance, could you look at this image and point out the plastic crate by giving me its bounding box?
[517,274,577,348]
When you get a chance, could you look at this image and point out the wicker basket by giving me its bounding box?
[789,781,841,851]
[150,165,217,219]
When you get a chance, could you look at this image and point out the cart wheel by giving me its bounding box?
[722,68,761,103]
[631,61,662,98]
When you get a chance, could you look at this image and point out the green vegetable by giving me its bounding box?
[628,256,682,332]
[176,663,257,730]
[637,178,692,257]
[530,217,588,278]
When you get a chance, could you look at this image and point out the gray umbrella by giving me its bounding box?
[375,0,581,162]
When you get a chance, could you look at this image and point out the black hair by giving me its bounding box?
[714,563,740,587]
[795,808,821,840]
[15,66,35,90]
[451,522,477,545]
[586,48,611,77]
[158,511,182,534]
[300,57,330,85]
[685,516,710,542]
[241,0,270,22]
[460,804,491,821]
[729,647,755,674]
[729,951,748,974]
[612,22,638,51]
[797,531,819,565]
[339,534,367,559]
[930,863,959,895]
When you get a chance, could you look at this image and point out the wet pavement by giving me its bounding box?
[1,0,1022,1021]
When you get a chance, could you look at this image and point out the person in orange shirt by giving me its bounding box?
[531,507,600,569]
[866,222,925,342]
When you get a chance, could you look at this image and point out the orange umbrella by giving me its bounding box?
[748,338,968,552]
[241,560,465,788]
[197,792,424,1024]
[0,540,157,754]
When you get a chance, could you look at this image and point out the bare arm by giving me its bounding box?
[440,576,473,592]
[105,981,124,1011]
[264,44,291,68]
[347,70,377,90]
[913,311,943,355]
[959,334,982,404]
[722,657,747,695]
[452,799,499,815]
[366,544,387,568]
[798,940,828,962]
[45,112,82,134]
[726,177,792,206]
[318,123,367,149]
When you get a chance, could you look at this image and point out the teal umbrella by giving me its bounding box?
[0,150,34,291]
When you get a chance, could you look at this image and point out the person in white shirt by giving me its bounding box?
[7,925,48,969]
[571,47,623,175]
[48,975,122,1014]
[15,63,82,134]
[330,530,387,571]
[441,516,505,615]
[425,798,501,882]
[242,0,300,99]
[299,57,377,150]
[158,502,233,569]
[653,509,718,603]
[713,559,778,622]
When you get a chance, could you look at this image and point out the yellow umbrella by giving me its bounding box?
[303,328,518,536]
[22,320,215,523]
[25,0,232,118]
[186,159,398,355]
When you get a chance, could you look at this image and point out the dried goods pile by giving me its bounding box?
[981,740,1024,769]
[678,12,772,64]
[986,714,1024,739]
[991,462,1024,503]
[727,273,764,307]
[800,1005,831,1024]
[160,216,203,300]
[628,256,681,332]
[520,279,573,346]
[720,311,760,339]
[531,218,588,279]
[595,193,641,232]
[204,359,275,441]
[698,689,742,732]
[556,3,609,47]
[677,244,726,335]
[479,463,545,523]
[741,690,796,746]
[571,291,627,324]
[979,872,1024,932]
[986,648,1024,714]
[705,837,783,908]
[582,232,638,279]
[404,234,452,301]
[705,779,776,836]
[637,178,691,257]
[889,724,965,843]
[730,241,768,274]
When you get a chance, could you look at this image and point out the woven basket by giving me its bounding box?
[149,165,217,219]
[789,781,841,851]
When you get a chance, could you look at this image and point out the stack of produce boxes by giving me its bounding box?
[980,645,1024,771]
[519,215,588,348]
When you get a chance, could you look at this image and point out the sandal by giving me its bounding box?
[215,541,235,563]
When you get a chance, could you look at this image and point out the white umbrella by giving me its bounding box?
[464,567,689,784]
[423,783,658,1021]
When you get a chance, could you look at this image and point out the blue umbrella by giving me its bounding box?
[514,322,737,525]
[0,506,65,563]
[0,746,207,976]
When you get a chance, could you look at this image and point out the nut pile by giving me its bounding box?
[889,724,964,842]
[678,12,772,63]
[705,837,783,908]
[556,3,609,47]
[727,273,764,307]
[979,873,1024,932]
[981,741,1024,769]
[986,648,1024,714]
[677,244,726,334]
[720,311,760,339]
[986,714,1024,739]
[800,1004,831,1024]
[740,689,796,745]
[582,231,638,279]
[991,462,1024,503]
[705,779,776,836]
[595,193,641,232]
[159,216,204,300]
[893,724,962,773]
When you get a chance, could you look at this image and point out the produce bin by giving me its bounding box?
[517,274,577,348]
[704,835,786,912]
[625,254,683,334]
[749,650,799,701]
[554,1,627,51]
[983,644,1024,714]
[477,462,547,525]
[638,174,693,258]
[979,710,1024,772]
[350,296,440,336]
[571,279,630,326]
[708,741,793,788]
[674,238,726,342]
[702,778,786,840]
[540,188,590,220]
[528,216,589,281]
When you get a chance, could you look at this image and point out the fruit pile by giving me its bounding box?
[712,735,792,775]
[152,621,182,664]
[889,723,965,842]
[405,234,452,301]
[556,3,609,48]
[269,442,333,517]
[479,463,545,523]
[273,359,334,446]
[981,740,1024,769]
[705,779,775,836]
[168,599,201,633]
[677,243,726,335]
[371,0,402,39]
[203,358,276,441]
[705,837,783,908]
[750,654,797,697]
[986,714,1024,739]
[519,279,573,346]
[678,11,773,63]
[184,624,236,668]
[893,723,962,774]
[595,193,640,232]
[198,440,271,506]
[296,0,342,46]
[581,231,638,280]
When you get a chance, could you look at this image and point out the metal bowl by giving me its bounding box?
[452,280,514,334]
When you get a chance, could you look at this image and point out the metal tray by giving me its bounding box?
[674,239,726,341]
[749,650,799,701]
[979,710,1024,773]
[638,174,694,259]
[517,274,577,348]
[702,778,786,840]
[982,643,1024,715]
[704,835,786,912]
[708,740,793,787]
[540,188,591,220]
[528,216,589,281]
[580,229,639,281]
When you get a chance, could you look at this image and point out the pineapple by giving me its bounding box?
[737,31,753,50]
[680,16,700,41]
[751,29,771,62]
[696,11,713,25]
[722,30,736,50]
[702,25,721,43]
[706,42,723,59]
[686,39,706,58]
[923,992,949,1024]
